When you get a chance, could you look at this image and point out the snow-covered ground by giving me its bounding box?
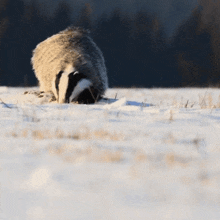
[1,87,220,220]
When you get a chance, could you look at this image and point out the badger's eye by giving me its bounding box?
[69,71,79,78]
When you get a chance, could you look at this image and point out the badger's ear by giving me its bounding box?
[52,71,63,100]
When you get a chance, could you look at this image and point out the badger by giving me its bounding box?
[31,26,108,104]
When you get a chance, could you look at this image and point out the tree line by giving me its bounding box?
[0,0,219,87]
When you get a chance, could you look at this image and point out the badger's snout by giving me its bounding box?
[55,70,93,104]
[58,98,69,104]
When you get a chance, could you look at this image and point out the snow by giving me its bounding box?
[1,87,220,220]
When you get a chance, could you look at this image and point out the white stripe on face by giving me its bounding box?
[58,72,69,103]
[54,65,75,103]
[69,79,92,103]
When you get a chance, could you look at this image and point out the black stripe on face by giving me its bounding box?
[55,71,63,95]
[77,87,101,104]
[65,72,87,103]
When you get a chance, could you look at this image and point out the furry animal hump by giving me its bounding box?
[31,26,108,104]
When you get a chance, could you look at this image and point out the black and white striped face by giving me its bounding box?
[52,68,93,104]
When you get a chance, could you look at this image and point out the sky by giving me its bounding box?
[22,0,199,37]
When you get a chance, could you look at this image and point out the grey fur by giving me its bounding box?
[31,26,108,103]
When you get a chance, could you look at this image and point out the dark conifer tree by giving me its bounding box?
[18,1,52,86]
[76,3,93,30]
[94,9,132,87]
[0,0,25,86]
[198,0,220,86]
[171,6,213,86]
[0,0,9,85]
[50,1,72,35]
[128,11,168,87]
[95,9,168,87]
[0,0,9,43]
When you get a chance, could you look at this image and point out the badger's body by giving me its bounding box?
[31,26,108,103]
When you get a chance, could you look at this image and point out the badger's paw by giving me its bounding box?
[49,96,57,102]
[23,90,56,103]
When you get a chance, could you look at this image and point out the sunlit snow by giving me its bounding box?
[1,87,220,220]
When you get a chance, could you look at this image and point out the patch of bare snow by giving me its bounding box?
[1,87,220,219]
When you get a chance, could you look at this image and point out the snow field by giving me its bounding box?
[1,87,220,219]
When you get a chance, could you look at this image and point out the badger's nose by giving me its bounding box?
[58,98,68,104]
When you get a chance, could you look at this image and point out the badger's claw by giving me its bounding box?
[49,96,57,102]
[24,90,45,96]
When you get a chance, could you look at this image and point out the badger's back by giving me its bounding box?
[31,27,108,97]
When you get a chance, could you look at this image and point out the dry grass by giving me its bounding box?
[169,110,174,121]
[172,93,220,109]
[162,133,176,144]
[8,127,124,141]
[134,150,148,162]
[92,130,122,141]
[199,93,220,109]
[165,153,191,167]
[172,99,195,108]
[47,145,123,163]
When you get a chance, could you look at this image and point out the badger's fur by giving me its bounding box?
[31,26,108,104]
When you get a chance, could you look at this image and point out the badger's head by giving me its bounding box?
[52,65,98,104]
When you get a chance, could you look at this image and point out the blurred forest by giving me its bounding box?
[0,0,220,87]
